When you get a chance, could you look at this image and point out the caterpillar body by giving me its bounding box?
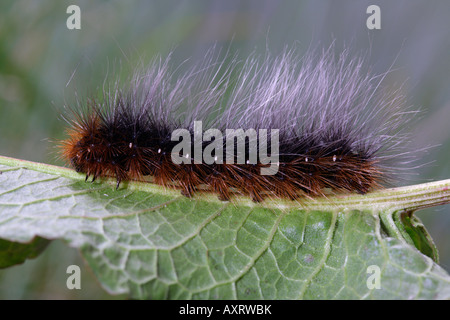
[60,48,413,202]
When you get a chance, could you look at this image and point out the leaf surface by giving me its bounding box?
[0,155,449,299]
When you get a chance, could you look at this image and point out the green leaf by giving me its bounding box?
[0,155,449,299]
[0,237,50,268]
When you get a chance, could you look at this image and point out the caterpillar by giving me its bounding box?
[59,47,414,202]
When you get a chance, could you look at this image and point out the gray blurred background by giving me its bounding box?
[0,0,449,299]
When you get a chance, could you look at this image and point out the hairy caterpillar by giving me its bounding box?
[59,47,414,202]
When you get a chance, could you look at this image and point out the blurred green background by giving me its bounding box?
[0,0,449,299]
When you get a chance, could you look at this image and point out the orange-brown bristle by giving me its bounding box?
[59,119,385,202]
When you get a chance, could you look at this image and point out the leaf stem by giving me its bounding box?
[1,155,449,212]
